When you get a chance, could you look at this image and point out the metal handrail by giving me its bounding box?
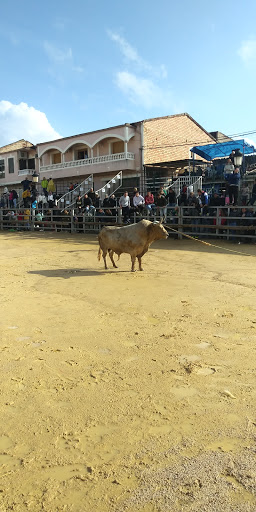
[95,171,123,201]
[56,174,93,209]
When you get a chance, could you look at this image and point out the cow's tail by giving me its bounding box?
[98,246,102,261]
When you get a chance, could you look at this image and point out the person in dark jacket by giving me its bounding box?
[168,188,176,206]
[88,188,96,203]
[227,168,240,205]
[76,195,83,212]
[83,194,93,209]
[94,193,100,208]
[155,193,167,220]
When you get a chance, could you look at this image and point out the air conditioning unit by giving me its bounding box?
[19,151,28,159]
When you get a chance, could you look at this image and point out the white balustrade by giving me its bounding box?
[41,152,135,172]
[18,169,34,176]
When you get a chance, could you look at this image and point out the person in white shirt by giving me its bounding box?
[133,191,145,214]
[224,159,235,176]
[119,192,131,223]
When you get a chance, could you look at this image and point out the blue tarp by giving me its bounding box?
[190,139,256,161]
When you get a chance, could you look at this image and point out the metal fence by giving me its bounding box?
[0,206,256,242]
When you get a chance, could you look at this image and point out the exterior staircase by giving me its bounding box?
[95,171,123,201]
[56,174,93,210]
[167,176,203,197]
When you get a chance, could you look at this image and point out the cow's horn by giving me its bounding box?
[153,220,160,225]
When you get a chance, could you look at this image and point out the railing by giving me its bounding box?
[1,206,255,242]
[40,152,135,172]
[56,174,93,209]
[167,176,202,197]
[18,169,35,176]
[96,171,123,201]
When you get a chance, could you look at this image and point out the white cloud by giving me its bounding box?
[108,30,148,68]
[238,38,256,64]
[116,71,173,109]
[0,101,61,146]
[43,41,84,75]
[44,41,72,62]
[107,30,167,78]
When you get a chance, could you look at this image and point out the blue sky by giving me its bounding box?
[1,0,256,146]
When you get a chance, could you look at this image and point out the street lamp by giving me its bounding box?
[32,171,39,183]
[233,149,243,167]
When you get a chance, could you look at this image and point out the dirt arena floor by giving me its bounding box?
[0,230,256,512]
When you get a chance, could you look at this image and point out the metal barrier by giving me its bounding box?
[0,206,255,241]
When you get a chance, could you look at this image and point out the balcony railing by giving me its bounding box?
[18,169,35,176]
[40,152,135,172]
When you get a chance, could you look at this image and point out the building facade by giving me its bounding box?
[0,114,216,197]
[0,140,37,195]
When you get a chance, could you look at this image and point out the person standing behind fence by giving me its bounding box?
[41,177,48,197]
[155,193,167,221]
[227,168,240,205]
[168,188,177,207]
[47,178,56,195]
[145,191,155,216]
[133,191,145,215]
[12,189,18,208]
[119,191,131,224]
[197,189,209,213]
[179,186,188,206]
[241,183,250,205]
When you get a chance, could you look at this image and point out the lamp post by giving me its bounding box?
[32,171,39,183]
[233,149,243,168]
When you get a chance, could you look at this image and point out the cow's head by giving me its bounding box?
[148,221,168,241]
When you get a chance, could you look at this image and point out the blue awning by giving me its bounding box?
[190,139,256,161]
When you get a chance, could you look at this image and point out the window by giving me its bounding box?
[19,159,27,170]
[53,153,61,164]
[77,150,88,160]
[112,141,124,154]
[8,157,14,173]
[28,158,35,169]
[0,159,5,179]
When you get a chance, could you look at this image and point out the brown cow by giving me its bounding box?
[98,219,168,272]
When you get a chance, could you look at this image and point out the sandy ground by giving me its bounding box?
[0,231,256,512]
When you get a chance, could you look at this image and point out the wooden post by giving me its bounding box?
[71,209,75,233]
[178,206,183,240]
[31,209,35,231]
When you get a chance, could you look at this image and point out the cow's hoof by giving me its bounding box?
[139,268,144,271]
[113,265,118,269]
[131,269,136,272]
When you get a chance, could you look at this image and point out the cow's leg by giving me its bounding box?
[137,247,148,271]
[102,249,108,269]
[109,250,118,268]
[131,255,136,272]
[137,255,143,271]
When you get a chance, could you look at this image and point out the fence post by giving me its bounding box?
[178,207,183,240]
[31,209,35,231]
[0,209,3,230]
[215,207,219,237]
[71,209,75,233]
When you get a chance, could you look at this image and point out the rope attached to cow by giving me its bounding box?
[162,224,256,258]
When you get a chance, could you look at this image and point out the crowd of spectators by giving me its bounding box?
[1,174,256,241]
